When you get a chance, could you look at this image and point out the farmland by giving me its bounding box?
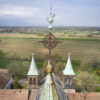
[0,26,100,91]
[0,34,100,60]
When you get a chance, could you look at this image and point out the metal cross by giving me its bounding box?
[39,0,61,61]
[39,32,61,60]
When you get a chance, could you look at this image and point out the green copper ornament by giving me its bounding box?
[47,13,55,33]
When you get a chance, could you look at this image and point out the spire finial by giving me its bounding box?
[46,60,53,73]
[47,0,55,33]
[68,53,70,57]
[39,0,61,61]
[48,59,51,65]
[32,53,34,56]
[27,53,39,76]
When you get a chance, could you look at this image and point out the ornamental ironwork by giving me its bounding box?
[39,32,61,60]
[42,33,59,49]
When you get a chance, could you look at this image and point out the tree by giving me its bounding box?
[13,77,19,89]
[7,61,29,79]
[75,71,96,92]
[80,58,100,71]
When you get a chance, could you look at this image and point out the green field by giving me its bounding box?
[0,32,100,91]
[0,36,100,60]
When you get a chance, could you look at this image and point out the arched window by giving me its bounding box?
[29,78,32,85]
[67,96,69,100]
[33,78,36,85]
[69,78,72,87]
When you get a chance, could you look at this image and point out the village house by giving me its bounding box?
[0,69,13,89]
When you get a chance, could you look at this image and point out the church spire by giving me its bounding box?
[35,60,68,100]
[27,53,39,76]
[63,53,75,76]
[27,53,39,89]
[39,61,59,100]
[34,0,68,98]
[63,53,75,91]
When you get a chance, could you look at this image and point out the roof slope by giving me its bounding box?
[35,61,68,100]
[39,73,59,100]
[35,73,68,100]
[63,53,75,76]
[0,72,11,89]
[27,54,39,76]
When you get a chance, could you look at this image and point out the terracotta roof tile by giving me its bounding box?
[0,89,100,100]
[0,72,11,89]
[0,69,8,73]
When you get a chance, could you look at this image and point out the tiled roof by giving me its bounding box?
[0,69,8,73]
[39,73,60,100]
[35,73,68,100]
[0,72,11,89]
[0,89,28,100]
[0,90,100,100]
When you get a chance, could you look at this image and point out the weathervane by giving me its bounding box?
[47,0,55,33]
[39,0,61,60]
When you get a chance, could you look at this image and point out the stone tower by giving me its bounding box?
[27,53,39,89]
[63,53,75,93]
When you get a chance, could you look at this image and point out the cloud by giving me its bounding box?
[0,4,49,26]
[0,5,40,18]
[0,0,100,26]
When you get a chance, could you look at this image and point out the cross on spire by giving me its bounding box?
[39,33,61,60]
[39,0,61,61]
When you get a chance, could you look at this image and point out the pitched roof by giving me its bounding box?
[0,71,11,89]
[39,73,59,100]
[35,62,68,100]
[27,54,39,76]
[63,53,75,76]
[0,69,8,73]
[35,73,68,100]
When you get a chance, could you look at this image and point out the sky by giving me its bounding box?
[0,0,100,26]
